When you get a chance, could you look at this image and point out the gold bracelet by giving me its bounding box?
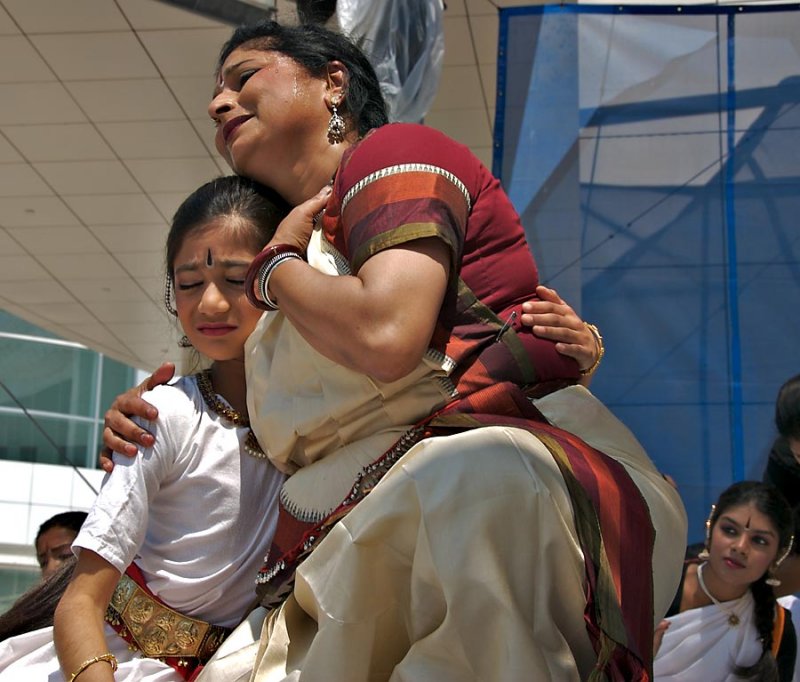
[579,323,605,376]
[68,652,119,682]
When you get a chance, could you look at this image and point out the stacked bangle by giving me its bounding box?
[68,652,118,681]
[579,322,605,376]
[258,252,304,310]
[244,244,305,311]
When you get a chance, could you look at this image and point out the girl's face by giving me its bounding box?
[173,217,263,362]
[208,47,330,188]
[707,501,782,590]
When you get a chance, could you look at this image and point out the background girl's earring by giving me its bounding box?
[696,503,715,560]
[327,99,346,144]
[767,535,795,586]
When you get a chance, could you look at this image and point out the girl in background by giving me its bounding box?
[35,511,88,580]
[654,481,796,681]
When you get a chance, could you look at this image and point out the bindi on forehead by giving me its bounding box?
[720,511,776,537]
[206,249,213,267]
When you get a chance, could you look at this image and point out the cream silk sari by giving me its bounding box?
[196,231,687,682]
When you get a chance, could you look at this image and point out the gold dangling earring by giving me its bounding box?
[327,97,346,145]
[698,503,716,560]
[766,533,795,586]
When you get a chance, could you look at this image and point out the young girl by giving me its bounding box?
[0,175,287,681]
[654,481,797,681]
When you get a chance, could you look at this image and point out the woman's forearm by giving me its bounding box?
[268,240,450,383]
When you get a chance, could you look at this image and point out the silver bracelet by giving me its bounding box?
[257,252,304,310]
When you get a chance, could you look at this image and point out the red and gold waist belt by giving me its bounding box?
[105,565,231,679]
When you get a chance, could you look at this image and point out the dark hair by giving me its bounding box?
[0,556,76,641]
[708,481,794,680]
[296,0,336,24]
[776,373,800,440]
[164,175,289,315]
[216,20,388,137]
[35,511,87,547]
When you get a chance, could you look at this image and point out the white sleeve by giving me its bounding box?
[73,383,191,573]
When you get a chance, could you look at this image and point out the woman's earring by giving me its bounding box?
[766,571,782,587]
[178,335,192,348]
[327,98,346,145]
[698,548,710,560]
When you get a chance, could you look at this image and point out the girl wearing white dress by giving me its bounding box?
[654,481,796,682]
[0,176,288,682]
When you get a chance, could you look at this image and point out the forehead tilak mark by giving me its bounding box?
[206,249,213,267]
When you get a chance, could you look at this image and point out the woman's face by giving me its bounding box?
[209,47,330,189]
[707,501,782,590]
[173,218,264,363]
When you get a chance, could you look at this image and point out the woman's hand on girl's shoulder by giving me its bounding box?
[99,362,175,472]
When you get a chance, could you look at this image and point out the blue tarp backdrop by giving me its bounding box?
[495,4,800,536]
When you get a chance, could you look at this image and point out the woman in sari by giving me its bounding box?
[106,20,687,681]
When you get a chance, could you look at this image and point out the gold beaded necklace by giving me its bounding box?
[195,369,267,460]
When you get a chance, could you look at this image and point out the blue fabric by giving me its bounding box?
[496,4,800,535]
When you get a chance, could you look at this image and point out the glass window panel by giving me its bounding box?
[0,312,141,471]
[0,567,39,613]
[0,339,98,417]
[0,311,58,339]
[98,356,137,426]
[0,412,96,468]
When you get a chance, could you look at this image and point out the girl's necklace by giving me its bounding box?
[696,561,742,627]
[195,369,267,460]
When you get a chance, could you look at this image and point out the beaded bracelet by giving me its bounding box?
[258,252,304,310]
[579,322,605,376]
[68,652,118,681]
[244,243,305,311]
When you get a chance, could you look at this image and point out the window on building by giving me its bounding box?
[0,312,138,469]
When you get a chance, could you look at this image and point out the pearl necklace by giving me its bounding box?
[696,562,743,627]
[195,370,268,460]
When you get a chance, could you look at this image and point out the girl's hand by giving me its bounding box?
[521,285,600,374]
[653,619,670,656]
